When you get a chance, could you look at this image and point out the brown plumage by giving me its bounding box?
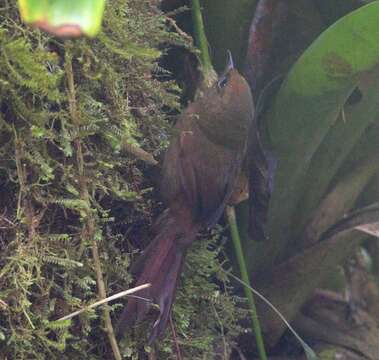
[116,56,254,343]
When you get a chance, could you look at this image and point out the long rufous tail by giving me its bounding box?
[116,211,198,343]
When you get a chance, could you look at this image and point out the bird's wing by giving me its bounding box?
[175,120,242,226]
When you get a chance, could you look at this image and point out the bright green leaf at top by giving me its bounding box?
[18,0,105,38]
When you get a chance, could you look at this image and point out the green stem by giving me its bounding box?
[226,206,268,360]
[191,0,216,85]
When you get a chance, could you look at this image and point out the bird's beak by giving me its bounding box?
[226,50,234,71]
[217,51,235,88]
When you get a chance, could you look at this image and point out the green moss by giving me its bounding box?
[0,1,246,358]
[159,228,249,358]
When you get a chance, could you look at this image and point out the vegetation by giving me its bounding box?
[200,0,379,357]
[0,1,246,358]
[2,0,379,359]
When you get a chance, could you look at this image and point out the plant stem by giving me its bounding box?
[58,283,151,321]
[191,0,216,86]
[226,206,268,360]
[13,130,39,242]
[65,47,122,360]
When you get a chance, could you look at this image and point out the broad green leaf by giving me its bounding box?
[18,0,105,37]
[265,2,379,263]
[295,71,379,243]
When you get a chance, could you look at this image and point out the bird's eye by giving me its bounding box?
[217,76,228,89]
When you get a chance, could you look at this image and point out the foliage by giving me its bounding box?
[119,229,248,359]
[203,0,379,354]
[4,0,379,358]
[173,230,248,358]
[246,1,379,350]
[266,1,379,264]
[0,1,245,358]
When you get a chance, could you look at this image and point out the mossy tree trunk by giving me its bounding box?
[0,1,247,359]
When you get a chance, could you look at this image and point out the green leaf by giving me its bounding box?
[202,0,257,71]
[18,0,105,37]
[295,70,379,242]
[265,2,379,263]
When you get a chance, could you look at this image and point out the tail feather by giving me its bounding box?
[148,245,185,344]
[116,213,197,343]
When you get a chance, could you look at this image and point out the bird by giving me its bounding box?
[116,53,255,344]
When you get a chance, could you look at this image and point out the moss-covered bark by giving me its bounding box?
[0,1,246,358]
